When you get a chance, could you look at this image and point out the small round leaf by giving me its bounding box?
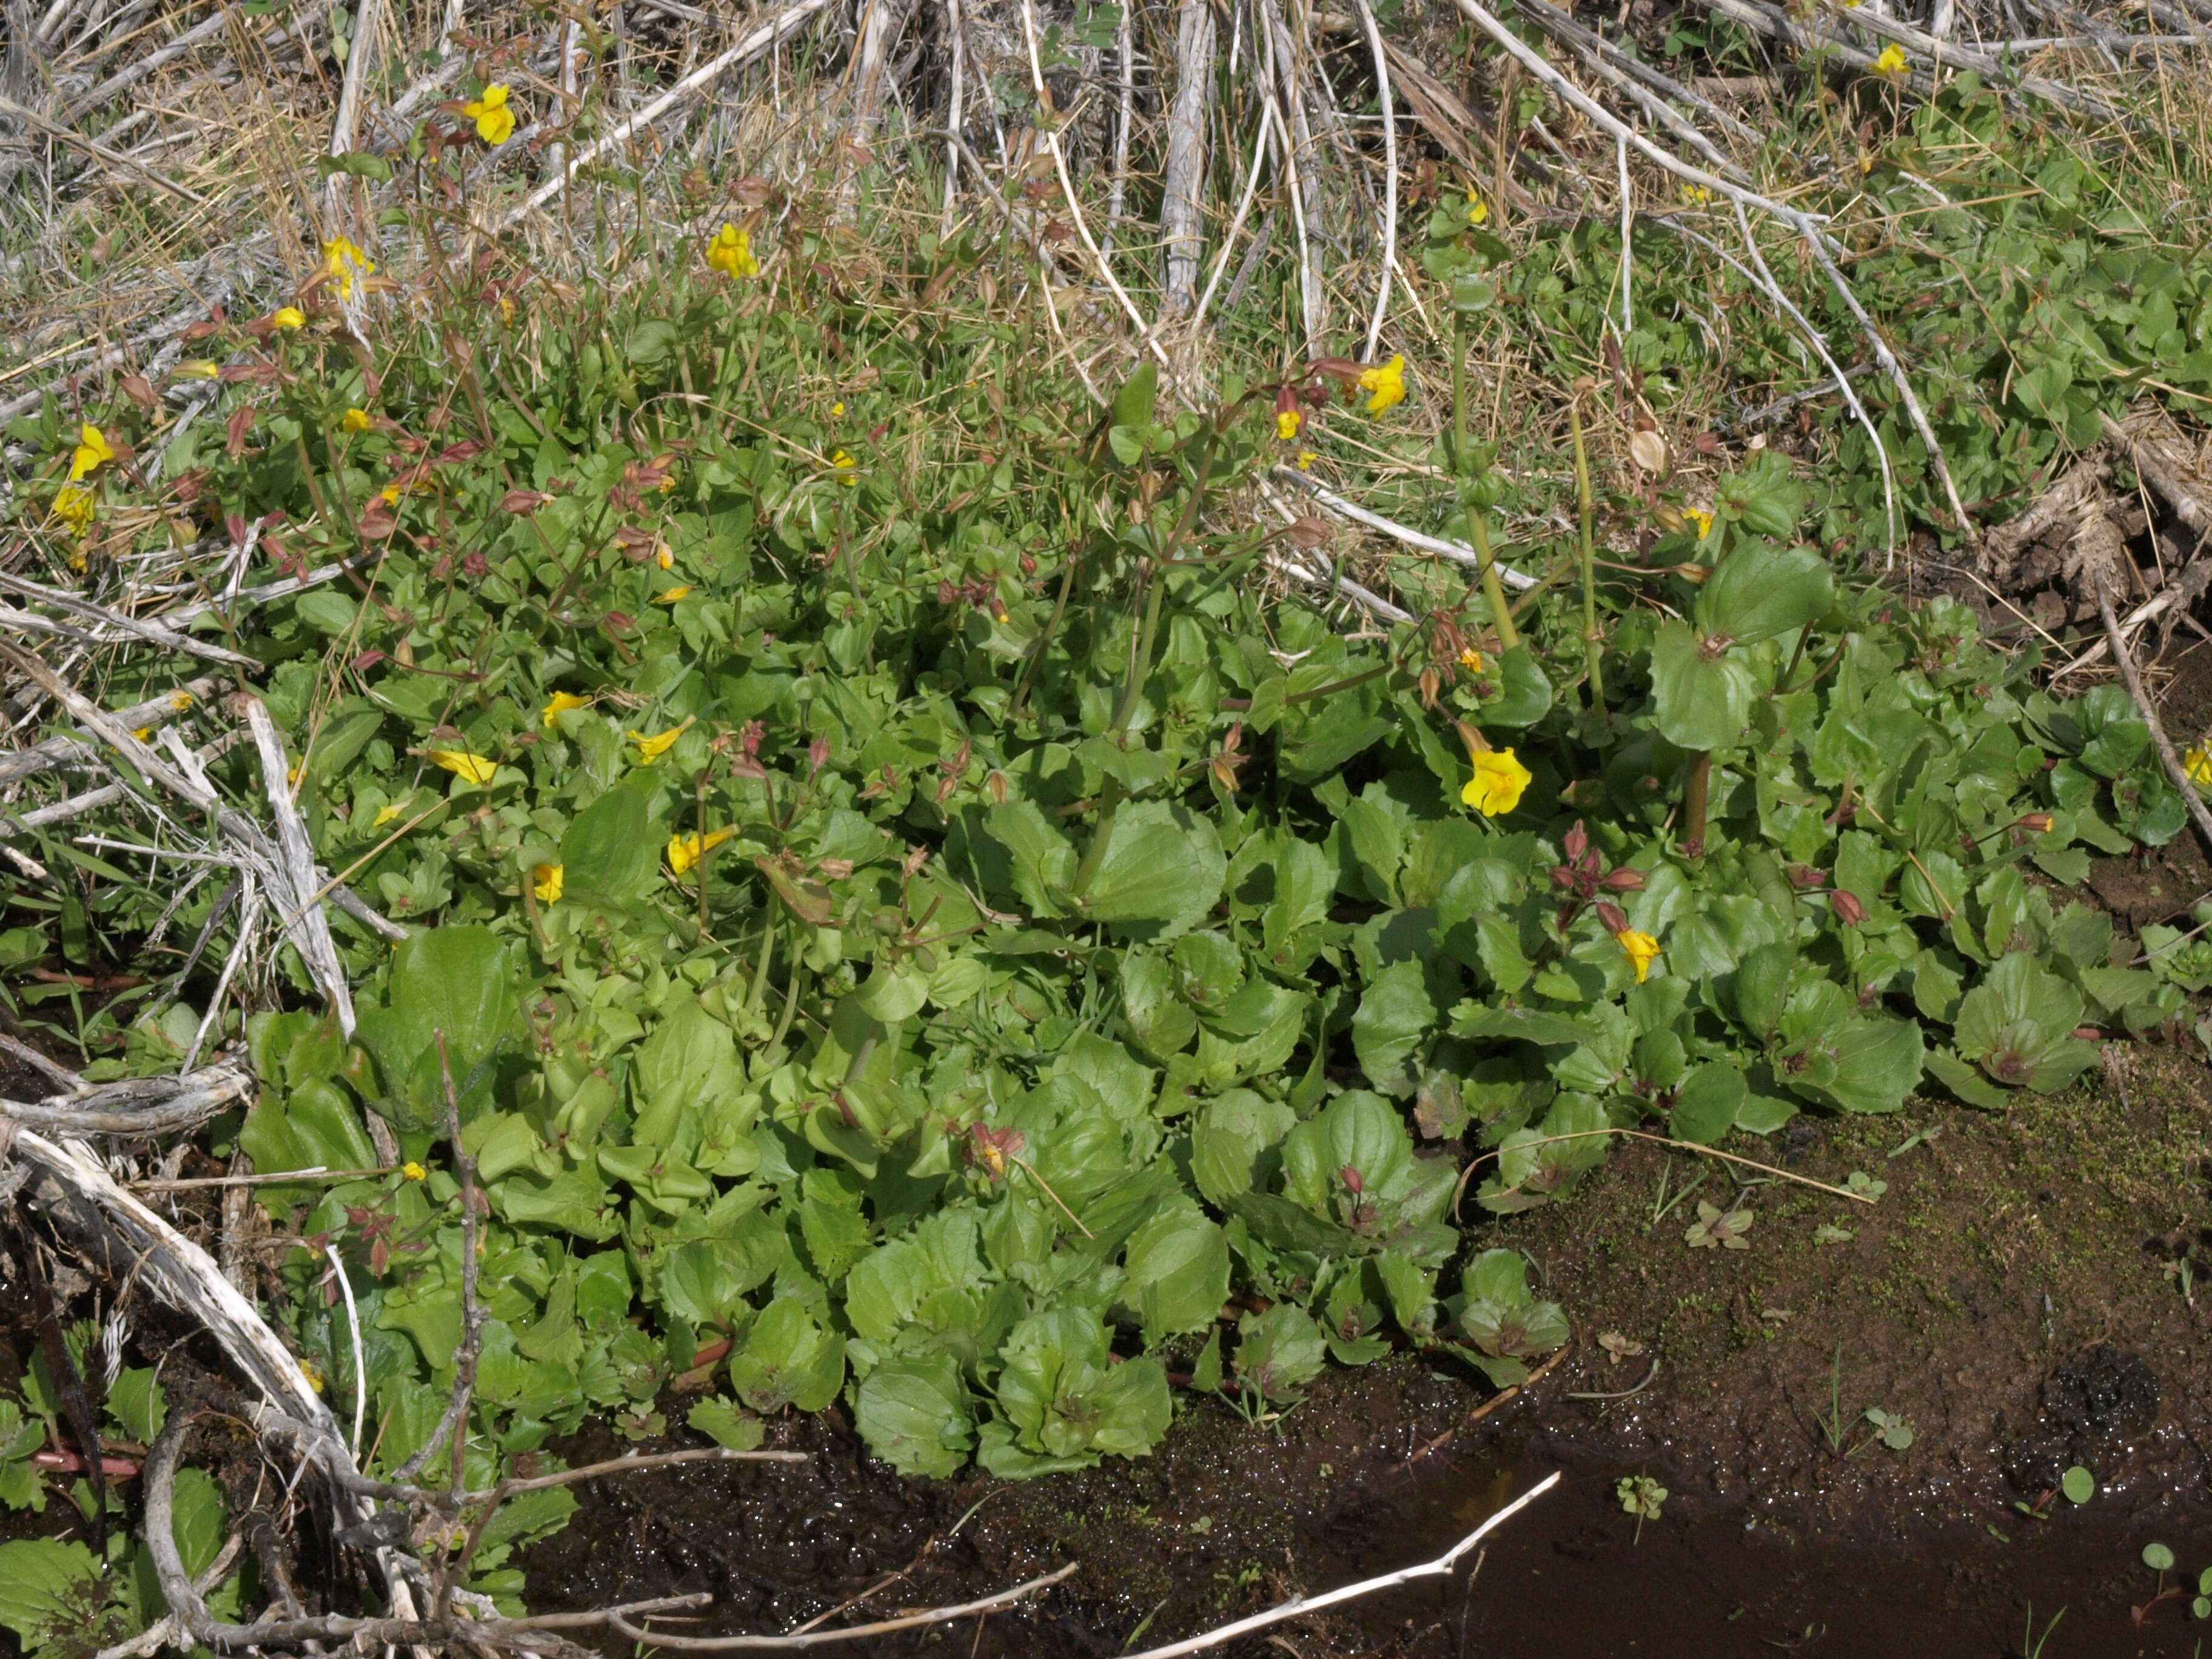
[2145,1543,2177,1572]
[2061,1466,2094,1504]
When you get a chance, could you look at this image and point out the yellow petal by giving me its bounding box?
[272,306,306,330]
[341,407,373,434]
[541,690,592,729]
[373,802,405,827]
[1276,409,1302,441]
[1458,747,1532,817]
[532,862,564,903]
[1617,930,1663,984]
[666,825,738,876]
[132,727,152,741]
[1358,355,1407,415]
[428,749,499,785]
[652,586,692,604]
[629,720,693,763]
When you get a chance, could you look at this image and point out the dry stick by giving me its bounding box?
[1566,1356,1662,1402]
[1,1063,252,1135]
[1350,0,1396,361]
[496,0,840,230]
[1440,0,1973,536]
[607,1563,1082,1651]
[243,697,355,1037]
[129,1165,393,1190]
[1158,0,1216,316]
[1513,0,1757,149]
[0,91,207,203]
[1273,467,1538,589]
[0,571,261,668]
[1105,0,1133,257]
[323,0,386,224]
[940,0,962,236]
[1259,0,1322,357]
[2096,581,2212,851]
[1190,98,1279,330]
[1118,1475,1560,1659]
[1453,1128,1881,1219]
[0,673,215,784]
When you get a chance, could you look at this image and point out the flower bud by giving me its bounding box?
[1786,863,1827,889]
[1552,865,1578,890]
[1831,890,1866,926]
[2019,812,2054,834]
[1563,820,1588,862]
[1595,900,1630,935]
[1601,868,1647,892]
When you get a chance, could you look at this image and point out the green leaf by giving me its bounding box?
[173,1466,229,1579]
[1650,620,1755,752]
[1486,645,1553,729]
[726,1299,844,1414]
[854,1353,974,1478]
[1350,959,1439,1093]
[1081,802,1226,935]
[1696,545,1834,645]
[1190,1089,1296,1205]
[561,782,659,903]
[106,1367,166,1446]
[355,926,520,1133]
[686,1396,766,1452]
[1233,1304,1327,1404]
[0,1540,104,1647]
[2061,1465,2094,1504]
[1118,1196,1231,1342]
[1668,1062,1746,1145]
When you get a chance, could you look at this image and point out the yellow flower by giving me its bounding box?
[831,401,846,417]
[2188,745,2212,786]
[1458,648,1484,674]
[629,720,694,763]
[322,235,376,301]
[1358,355,1407,415]
[1683,507,1714,541]
[706,223,760,279]
[132,726,152,741]
[170,691,193,711]
[667,826,738,875]
[173,360,220,380]
[1680,183,1713,206]
[68,423,115,482]
[1616,928,1662,984]
[1460,748,1532,816]
[532,862,564,903]
[401,1160,428,1181]
[1277,409,1303,441]
[653,586,692,604]
[1296,449,1317,471]
[541,690,592,728]
[1467,196,1489,226]
[464,84,515,146]
[372,801,406,827]
[341,407,372,434]
[300,1359,324,1393]
[428,749,499,785]
[50,484,96,534]
[830,449,859,486]
[655,544,675,569]
[1872,43,1907,75]
[272,306,306,330]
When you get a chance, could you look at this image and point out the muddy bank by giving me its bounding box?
[522,1049,2212,1656]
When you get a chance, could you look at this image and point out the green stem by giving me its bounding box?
[1467,506,1521,654]
[1073,429,1221,902]
[1569,398,1603,706]
[1450,315,1517,654]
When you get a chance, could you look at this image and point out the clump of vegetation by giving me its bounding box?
[5,1,2212,1639]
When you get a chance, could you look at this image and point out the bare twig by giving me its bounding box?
[606,1562,1081,1651]
[2096,580,2212,852]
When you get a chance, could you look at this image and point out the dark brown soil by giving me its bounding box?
[520,1047,2212,1658]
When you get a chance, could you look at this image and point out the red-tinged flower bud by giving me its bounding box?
[1595,900,1630,934]
[1552,865,1577,890]
[1020,553,1037,575]
[1786,863,1827,889]
[1602,868,1647,892]
[809,736,830,774]
[1580,847,1603,876]
[1831,890,1866,925]
[1309,356,1366,384]
[2019,812,2054,834]
[1340,1164,1364,1195]
[500,488,549,514]
[1563,820,1588,862]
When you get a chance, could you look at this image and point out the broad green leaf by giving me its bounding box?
[355,926,520,1133]
[1233,1304,1327,1404]
[1668,1062,1746,1144]
[1080,801,1226,935]
[1118,1196,1230,1341]
[853,1351,973,1478]
[1696,545,1834,645]
[560,782,658,902]
[1650,620,1754,752]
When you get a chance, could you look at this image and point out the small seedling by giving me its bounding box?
[1855,1407,1914,1454]
[1844,1170,1888,1201]
[1816,1346,1912,1455]
[2061,1466,2094,1505]
[1617,1475,1667,1544]
[1685,1200,1754,1250]
[2020,1604,2066,1658]
[1813,1222,1856,1246]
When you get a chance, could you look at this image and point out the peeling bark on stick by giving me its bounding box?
[1160,0,1217,315]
